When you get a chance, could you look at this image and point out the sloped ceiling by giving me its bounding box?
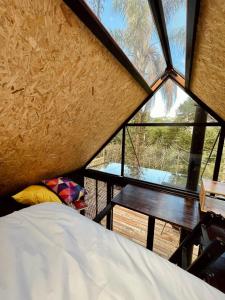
[0,0,147,195]
[190,0,225,121]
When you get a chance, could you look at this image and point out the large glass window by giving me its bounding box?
[85,0,166,84]
[87,78,221,191]
[87,125,221,190]
[124,125,220,190]
[162,0,187,75]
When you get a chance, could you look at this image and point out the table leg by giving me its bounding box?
[180,228,193,267]
[106,207,113,230]
[147,216,155,250]
[179,227,189,244]
[111,208,113,231]
[106,182,113,230]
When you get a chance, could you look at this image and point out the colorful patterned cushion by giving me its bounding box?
[42,177,87,205]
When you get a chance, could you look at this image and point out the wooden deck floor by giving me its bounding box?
[111,206,180,259]
[101,206,199,261]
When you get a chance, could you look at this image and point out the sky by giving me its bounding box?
[101,1,125,30]
[165,2,186,75]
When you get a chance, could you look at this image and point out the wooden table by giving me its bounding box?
[200,179,225,214]
[112,184,200,250]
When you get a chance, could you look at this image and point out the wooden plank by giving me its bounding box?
[113,206,179,259]
[112,184,200,230]
[0,0,147,196]
[202,179,225,197]
[112,206,199,259]
[204,197,225,217]
[200,179,225,213]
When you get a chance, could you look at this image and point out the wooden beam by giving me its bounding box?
[185,0,201,88]
[168,69,185,88]
[148,0,172,68]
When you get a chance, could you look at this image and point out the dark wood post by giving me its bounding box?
[106,182,113,230]
[186,106,207,191]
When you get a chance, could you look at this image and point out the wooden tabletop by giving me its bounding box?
[204,197,225,217]
[202,179,225,196]
[112,184,200,231]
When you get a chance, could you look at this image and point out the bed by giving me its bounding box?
[0,203,224,300]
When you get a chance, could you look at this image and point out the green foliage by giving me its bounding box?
[176,99,196,121]
[95,108,220,187]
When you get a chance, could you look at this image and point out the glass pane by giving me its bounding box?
[129,79,218,123]
[207,114,217,123]
[125,126,192,189]
[125,125,220,190]
[162,0,186,75]
[201,127,220,181]
[87,130,122,176]
[219,141,225,182]
[85,0,166,84]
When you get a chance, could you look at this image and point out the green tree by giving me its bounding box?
[175,99,196,122]
[200,127,220,179]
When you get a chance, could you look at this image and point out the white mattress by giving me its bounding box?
[0,203,224,300]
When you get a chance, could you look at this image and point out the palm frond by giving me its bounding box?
[168,27,185,52]
[162,0,184,22]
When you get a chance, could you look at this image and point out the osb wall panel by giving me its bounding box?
[190,0,225,120]
[0,0,147,195]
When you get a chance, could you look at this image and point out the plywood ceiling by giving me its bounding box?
[190,0,225,121]
[0,0,147,195]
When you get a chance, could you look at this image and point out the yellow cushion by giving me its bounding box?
[12,185,62,205]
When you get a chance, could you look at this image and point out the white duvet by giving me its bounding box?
[0,203,224,300]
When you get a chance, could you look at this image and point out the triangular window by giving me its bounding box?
[129,79,217,124]
[87,78,220,191]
